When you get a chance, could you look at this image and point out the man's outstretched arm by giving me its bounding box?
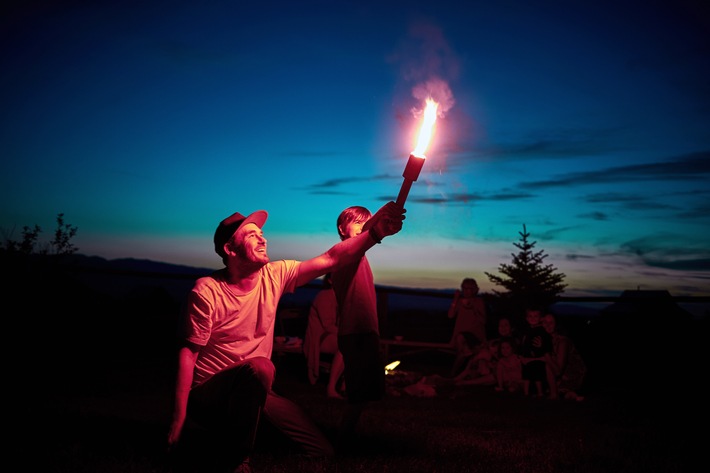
[296,201,405,286]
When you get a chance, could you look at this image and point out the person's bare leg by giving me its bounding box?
[450,334,472,376]
[327,351,345,399]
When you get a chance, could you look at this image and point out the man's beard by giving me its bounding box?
[235,242,269,267]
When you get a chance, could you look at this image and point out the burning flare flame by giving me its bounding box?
[411,98,439,158]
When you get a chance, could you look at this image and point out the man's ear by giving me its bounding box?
[223,239,236,257]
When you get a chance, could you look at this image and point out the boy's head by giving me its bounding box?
[498,317,512,336]
[337,206,372,241]
[460,278,479,296]
[499,339,516,357]
[524,307,543,326]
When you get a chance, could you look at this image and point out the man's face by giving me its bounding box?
[232,223,269,266]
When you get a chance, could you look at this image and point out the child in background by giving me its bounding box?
[495,338,523,393]
[519,306,554,398]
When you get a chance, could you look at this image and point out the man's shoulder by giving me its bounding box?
[264,259,300,273]
[193,269,224,287]
[261,260,301,288]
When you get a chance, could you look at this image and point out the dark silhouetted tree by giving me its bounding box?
[1,213,78,255]
[50,213,78,255]
[3,224,42,254]
[485,224,567,311]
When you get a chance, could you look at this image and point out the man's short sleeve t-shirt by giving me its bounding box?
[184,260,300,387]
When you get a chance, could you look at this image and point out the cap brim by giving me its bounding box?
[240,210,268,232]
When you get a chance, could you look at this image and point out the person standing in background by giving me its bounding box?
[448,277,488,375]
[303,272,345,399]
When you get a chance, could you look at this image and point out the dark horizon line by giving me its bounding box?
[45,252,710,304]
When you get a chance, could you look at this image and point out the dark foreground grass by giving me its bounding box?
[21,351,701,473]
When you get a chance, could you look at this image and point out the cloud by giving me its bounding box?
[565,253,595,261]
[535,225,582,241]
[302,174,394,193]
[676,199,710,219]
[619,233,710,272]
[578,211,609,221]
[500,128,619,160]
[519,150,710,190]
[648,259,710,271]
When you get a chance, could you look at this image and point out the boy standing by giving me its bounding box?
[331,205,390,446]
[519,306,554,398]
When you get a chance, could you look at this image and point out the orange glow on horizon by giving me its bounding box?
[411,98,439,158]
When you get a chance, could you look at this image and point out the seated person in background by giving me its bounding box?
[490,316,519,346]
[420,338,496,389]
[519,306,554,398]
[542,312,587,401]
[448,278,488,376]
[453,340,497,387]
[303,273,345,399]
[495,337,523,393]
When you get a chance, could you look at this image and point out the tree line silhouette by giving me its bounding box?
[2,214,568,307]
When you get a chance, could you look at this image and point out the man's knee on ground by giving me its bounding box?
[245,356,276,391]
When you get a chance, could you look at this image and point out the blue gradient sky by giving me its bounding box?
[2,1,709,296]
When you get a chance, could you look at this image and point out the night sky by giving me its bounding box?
[2,0,709,296]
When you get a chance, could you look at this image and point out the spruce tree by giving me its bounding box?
[485,224,567,311]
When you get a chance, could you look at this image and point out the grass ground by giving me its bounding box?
[7,259,706,472]
[21,350,702,473]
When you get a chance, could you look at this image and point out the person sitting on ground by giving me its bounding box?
[495,337,524,393]
[542,312,587,401]
[303,272,345,398]
[452,339,497,387]
[448,277,488,375]
[489,316,519,346]
[415,337,496,392]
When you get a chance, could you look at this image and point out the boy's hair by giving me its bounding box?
[461,277,478,289]
[336,206,372,240]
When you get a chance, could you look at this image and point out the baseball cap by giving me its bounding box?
[213,210,268,257]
